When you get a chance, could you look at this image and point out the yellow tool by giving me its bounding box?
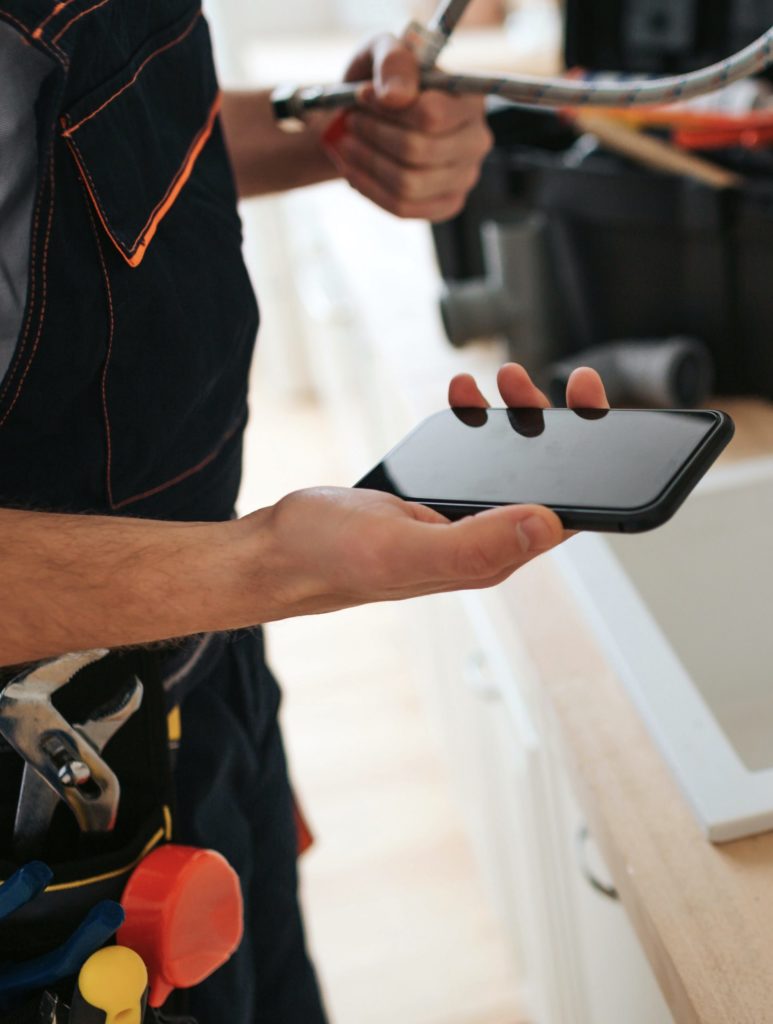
[69,945,148,1024]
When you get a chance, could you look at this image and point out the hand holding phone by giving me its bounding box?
[356,363,732,533]
[355,405,733,532]
[231,365,607,627]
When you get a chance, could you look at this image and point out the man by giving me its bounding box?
[0,2,607,1020]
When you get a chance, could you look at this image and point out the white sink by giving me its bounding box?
[554,458,773,843]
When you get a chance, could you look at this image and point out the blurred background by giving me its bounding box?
[200,2,563,1022]
[181,3,773,1020]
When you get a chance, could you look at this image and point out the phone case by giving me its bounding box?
[355,410,735,534]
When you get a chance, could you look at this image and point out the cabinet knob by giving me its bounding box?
[576,825,620,902]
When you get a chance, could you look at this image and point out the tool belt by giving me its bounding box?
[0,650,200,1023]
[0,650,174,958]
[3,992,196,1024]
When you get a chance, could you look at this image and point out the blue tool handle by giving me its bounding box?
[0,901,124,1000]
[0,863,53,922]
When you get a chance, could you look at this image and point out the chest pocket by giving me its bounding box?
[57,6,258,517]
[61,7,218,269]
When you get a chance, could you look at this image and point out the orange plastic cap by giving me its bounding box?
[117,845,244,1008]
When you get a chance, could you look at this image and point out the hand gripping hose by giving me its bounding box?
[277,0,773,118]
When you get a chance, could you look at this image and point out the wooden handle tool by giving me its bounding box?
[573,111,743,190]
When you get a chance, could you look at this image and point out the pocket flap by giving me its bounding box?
[61,8,220,267]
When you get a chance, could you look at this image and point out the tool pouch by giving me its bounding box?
[0,991,196,1024]
[0,650,175,958]
[0,991,61,1024]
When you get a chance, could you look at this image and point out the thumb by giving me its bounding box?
[371,35,420,109]
[409,504,564,584]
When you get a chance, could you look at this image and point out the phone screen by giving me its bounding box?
[358,408,723,512]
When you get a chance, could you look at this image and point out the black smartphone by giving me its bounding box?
[355,408,735,533]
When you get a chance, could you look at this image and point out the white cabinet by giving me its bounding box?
[421,590,674,1024]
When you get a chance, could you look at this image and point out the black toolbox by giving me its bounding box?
[433,0,773,399]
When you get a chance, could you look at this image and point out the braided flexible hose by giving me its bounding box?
[423,27,773,108]
[289,26,773,114]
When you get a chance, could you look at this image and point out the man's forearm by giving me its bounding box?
[0,509,254,666]
[220,90,340,199]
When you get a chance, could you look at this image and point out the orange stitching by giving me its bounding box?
[112,414,245,511]
[62,9,202,137]
[0,9,31,34]
[33,0,71,38]
[82,186,116,509]
[126,93,220,264]
[41,36,69,68]
[0,150,56,429]
[64,93,220,267]
[52,0,113,42]
[0,9,71,67]
[63,130,121,254]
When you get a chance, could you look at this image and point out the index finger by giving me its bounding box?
[359,87,485,135]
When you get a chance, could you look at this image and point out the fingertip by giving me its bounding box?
[448,373,489,409]
[496,362,522,391]
[566,366,610,410]
[449,371,475,396]
[497,362,551,409]
[503,362,542,392]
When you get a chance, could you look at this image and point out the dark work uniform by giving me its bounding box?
[0,1,327,1020]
